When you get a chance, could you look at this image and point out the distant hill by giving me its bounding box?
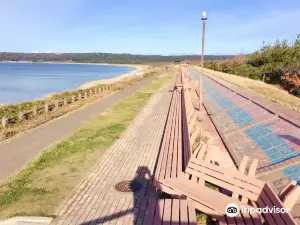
[0,52,234,64]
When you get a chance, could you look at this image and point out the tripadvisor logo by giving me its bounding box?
[225,203,239,217]
[225,203,289,217]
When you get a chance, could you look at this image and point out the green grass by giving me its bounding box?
[0,71,173,218]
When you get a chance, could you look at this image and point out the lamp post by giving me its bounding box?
[199,11,207,113]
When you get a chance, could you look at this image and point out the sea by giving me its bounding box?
[0,62,134,104]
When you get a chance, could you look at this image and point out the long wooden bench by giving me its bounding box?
[153,71,206,193]
[153,66,300,224]
[153,73,184,194]
[165,66,300,225]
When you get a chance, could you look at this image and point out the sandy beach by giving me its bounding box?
[79,64,150,89]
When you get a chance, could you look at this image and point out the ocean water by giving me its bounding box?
[0,63,134,104]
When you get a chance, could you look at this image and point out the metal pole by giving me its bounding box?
[200,13,207,113]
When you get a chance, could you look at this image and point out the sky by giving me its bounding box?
[0,0,300,55]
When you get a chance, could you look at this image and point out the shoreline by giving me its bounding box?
[0,63,150,107]
[1,61,150,89]
[79,64,150,89]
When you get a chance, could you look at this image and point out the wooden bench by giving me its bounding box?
[153,67,300,224]
[164,157,299,225]
[144,197,197,225]
[153,74,184,194]
[153,72,206,193]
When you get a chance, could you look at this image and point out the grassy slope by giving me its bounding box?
[0,71,173,218]
[202,67,300,113]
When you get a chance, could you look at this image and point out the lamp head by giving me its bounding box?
[202,11,207,20]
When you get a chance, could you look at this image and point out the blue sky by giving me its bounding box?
[1,0,299,55]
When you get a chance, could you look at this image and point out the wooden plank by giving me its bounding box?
[186,167,259,201]
[260,190,285,224]
[226,216,236,225]
[182,93,191,169]
[162,199,172,225]
[187,163,262,195]
[235,156,248,203]
[263,184,297,224]
[171,91,181,179]
[250,211,263,225]
[190,127,200,146]
[279,180,297,201]
[177,90,183,177]
[241,159,258,204]
[163,177,238,214]
[187,199,197,225]
[240,210,254,225]
[159,91,178,181]
[248,159,258,176]
[153,199,165,225]
[180,197,189,224]
[154,90,177,183]
[165,91,179,179]
[172,199,180,224]
[282,185,300,210]
[144,198,158,225]
[196,142,207,161]
[218,216,228,225]
[256,196,277,225]
[189,159,265,188]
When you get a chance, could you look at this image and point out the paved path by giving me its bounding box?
[0,75,159,182]
[55,79,173,225]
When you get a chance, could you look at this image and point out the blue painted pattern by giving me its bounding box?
[245,125,299,163]
[203,81,299,165]
[216,98,235,109]
[227,108,254,127]
[283,164,300,185]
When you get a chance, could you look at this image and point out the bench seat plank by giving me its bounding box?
[189,159,265,188]
[162,176,244,214]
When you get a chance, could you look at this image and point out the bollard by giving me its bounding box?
[85,92,88,99]
[2,117,8,128]
[78,93,82,100]
[72,95,76,103]
[33,107,38,116]
[90,89,93,96]
[55,101,60,109]
[45,104,49,113]
[64,98,68,105]
[19,112,25,121]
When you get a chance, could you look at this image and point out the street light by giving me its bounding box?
[199,11,207,113]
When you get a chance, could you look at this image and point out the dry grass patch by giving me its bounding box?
[202,68,300,113]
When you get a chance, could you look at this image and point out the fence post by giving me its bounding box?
[45,104,49,113]
[33,107,38,116]
[72,95,76,103]
[55,101,60,109]
[2,117,8,128]
[78,93,82,100]
[64,98,68,105]
[85,92,88,99]
[90,89,93,96]
[19,111,25,121]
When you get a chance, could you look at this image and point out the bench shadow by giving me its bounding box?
[279,134,300,146]
[79,166,158,225]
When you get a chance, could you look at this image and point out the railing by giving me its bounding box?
[1,75,144,129]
